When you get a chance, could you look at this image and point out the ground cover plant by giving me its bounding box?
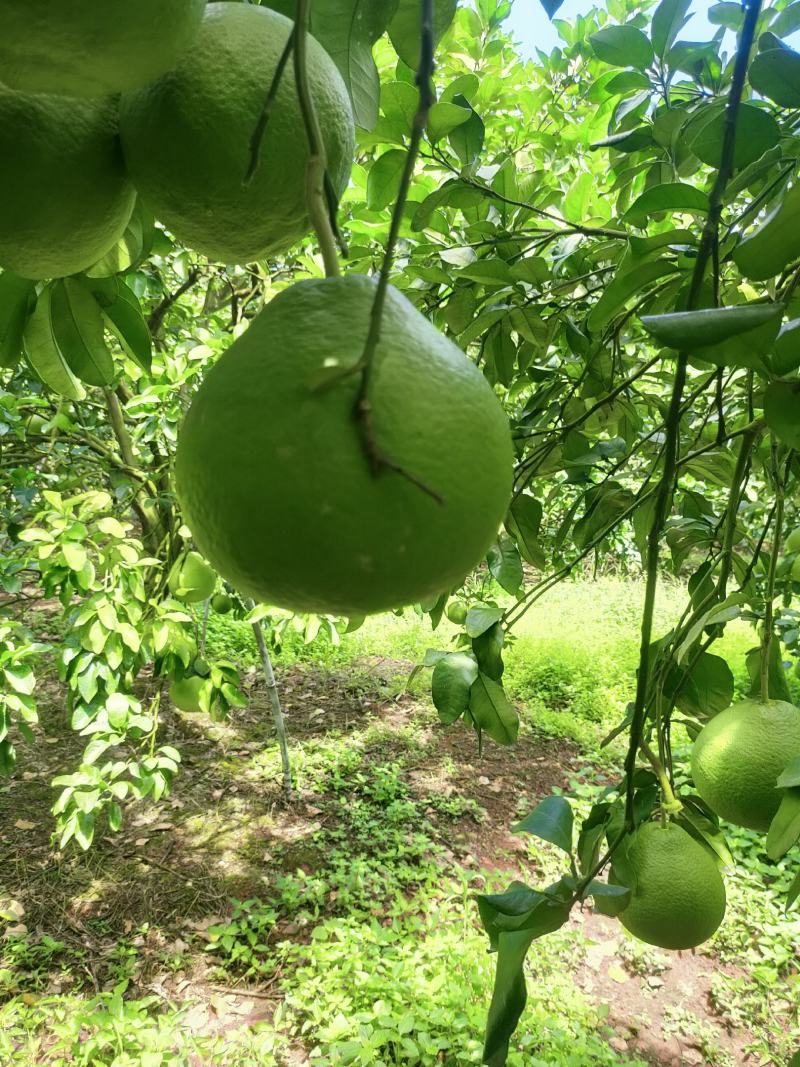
[2,0,800,1063]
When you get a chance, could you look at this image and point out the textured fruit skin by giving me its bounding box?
[0,88,135,280]
[691,699,800,831]
[119,4,355,264]
[175,276,514,616]
[0,0,206,97]
[611,821,726,950]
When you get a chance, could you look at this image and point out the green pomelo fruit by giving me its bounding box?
[168,550,216,604]
[175,275,514,616]
[691,698,800,831]
[119,3,355,265]
[610,821,726,950]
[0,0,205,97]
[446,601,468,624]
[786,528,800,554]
[169,676,207,714]
[389,0,459,68]
[0,89,135,280]
[211,593,234,614]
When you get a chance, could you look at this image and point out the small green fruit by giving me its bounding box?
[786,528,800,554]
[168,550,216,604]
[211,593,234,614]
[169,675,207,713]
[446,601,468,624]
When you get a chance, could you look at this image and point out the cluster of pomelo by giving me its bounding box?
[1,0,514,619]
[612,612,800,953]
[0,1,353,278]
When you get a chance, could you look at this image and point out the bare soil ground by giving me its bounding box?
[0,658,758,1065]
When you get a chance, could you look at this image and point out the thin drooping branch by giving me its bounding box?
[293,0,341,277]
[621,0,763,830]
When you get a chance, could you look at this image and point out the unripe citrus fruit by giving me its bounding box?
[169,676,207,714]
[0,88,135,280]
[119,3,355,264]
[691,698,800,831]
[168,551,216,604]
[0,0,205,97]
[786,527,800,554]
[211,593,234,615]
[175,276,513,616]
[446,601,468,624]
[611,821,726,950]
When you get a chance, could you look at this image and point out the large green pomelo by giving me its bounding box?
[0,88,135,280]
[611,821,726,950]
[175,276,514,616]
[0,0,206,97]
[119,3,355,265]
[691,698,800,831]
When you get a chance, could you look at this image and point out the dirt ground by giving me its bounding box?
[0,658,760,1065]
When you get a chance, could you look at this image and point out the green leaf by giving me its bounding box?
[764,380,800,450]
[734,184,800,281]
[786,869,800,914]
[587,258,679,333]
[750,47,800,107]
[311,0,398,131]
[625,182,710,225]
[0,739,15,776]
[388,0,458,68]
[766,788,800,860]
[512,795,573,853]
[668,652,734,718]
[590,25,654,70]
[0,272,35,369]
[87,277,152,373]
[427,100,471,142]
[366,149,407,211]
[481,906,569,1065]
[651,0,692,58]
[431,652,478,725]
[689,103,780,170]
[772,319,800,375]
[465,604,503,638]
[448,94,485,166]
[746,641,793,703]
[469,673,519,745]
[472,622,504,681]
[487,537,523,594]
[86,200,154,278]
[50,278,114,387]
[640,303,783,368]
[773,3,800,37]
[777,756,800,790]
[506,495,546,568]
[23,286,85,400]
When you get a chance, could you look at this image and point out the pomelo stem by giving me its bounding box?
[761,441,788,703]
[294,0,341,278]
[622,0,763,832]
[353,0,436,492]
